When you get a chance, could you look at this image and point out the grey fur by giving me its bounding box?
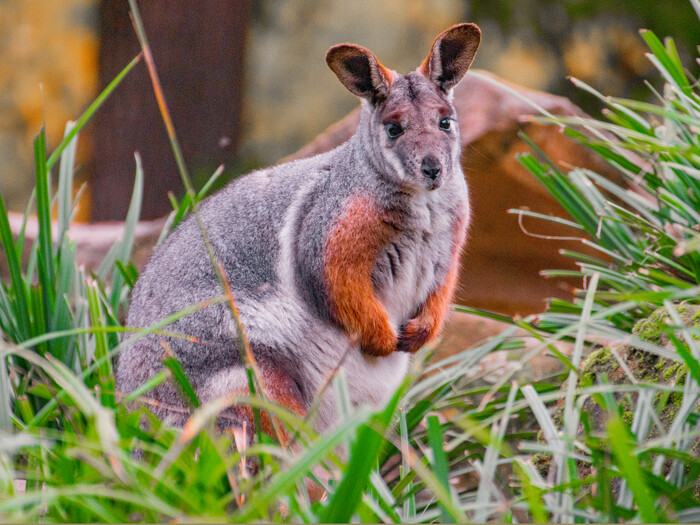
[117,24,480,433]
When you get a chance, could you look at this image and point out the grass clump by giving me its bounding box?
[2,0,700,523]
[492,4,700,520]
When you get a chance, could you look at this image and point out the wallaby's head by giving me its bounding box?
[326,24,481,192]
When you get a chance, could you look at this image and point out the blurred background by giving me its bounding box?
[1,0,697,221]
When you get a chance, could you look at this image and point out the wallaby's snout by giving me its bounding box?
[421,155,442,189]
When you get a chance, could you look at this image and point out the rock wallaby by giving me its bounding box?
[117,23,481,437]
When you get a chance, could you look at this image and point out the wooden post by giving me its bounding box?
[89,0,251,220]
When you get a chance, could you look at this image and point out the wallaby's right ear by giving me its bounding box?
[326,44,393,104]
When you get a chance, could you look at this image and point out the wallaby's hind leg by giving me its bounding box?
[203,348,309,445]
[207,350,329,501]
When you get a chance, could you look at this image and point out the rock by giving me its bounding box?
[536,305,700,499]
[433,310,574,383]
[435,311,509,360]
[571,305,699,432]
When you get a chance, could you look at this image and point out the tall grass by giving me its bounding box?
[1,1,700,522]
[495,11,700,522]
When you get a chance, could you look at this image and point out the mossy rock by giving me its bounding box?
[633,303,700,346]
[536,304,700,498]
[571,304,698,429]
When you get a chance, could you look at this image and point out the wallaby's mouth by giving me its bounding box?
[426,178,442,191]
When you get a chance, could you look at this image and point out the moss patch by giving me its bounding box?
[633,308,672,344]
[548,305,700,494]
[579,346,620,387]
[632,303,700,346]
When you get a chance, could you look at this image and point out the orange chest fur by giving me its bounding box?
[321,193,467,356]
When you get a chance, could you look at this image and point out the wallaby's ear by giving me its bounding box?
[326,44,393,104]
[419,23,481,93]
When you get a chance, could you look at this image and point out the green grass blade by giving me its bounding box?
[196,164,225,201]
[522,384,572,520]
[3,346,119,455]
[34,129,56,334]
[320,378,410,523]
[364,471,401,523]
[51,240,77,364]
[86,279,114,407]
[115,260,138,289]
[234,408,370,522]
[609,97,700,129]
[427,414,452,523]
[564,273,599,439]
[0,193,30,341]
[669,334,700,387]
[162,356,200,409]
[0,354,10,432]
[0,283,20,341]
[453,305,515,325]
[640,30,690,96]
[107,153,144,310]
[123,369,171,402]
[507,208,585,231]
[564,128,643,174]
[14,189,36,262]
[475,383,519,522]
[607,416,658,522]
[56,121,78,246]
[397,411,416,519]
[0,484,180,520]
[95,238,122,282]
[568,76,653,134]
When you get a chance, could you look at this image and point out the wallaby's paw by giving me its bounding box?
[360,326,398,357]
[397,316,434,354]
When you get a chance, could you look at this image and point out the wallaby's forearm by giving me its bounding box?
[323,194,397,357]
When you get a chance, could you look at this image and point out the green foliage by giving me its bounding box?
[0,55,143,423]
[515,26,700,333]
[504,18,700,523]
[2,3,700,523]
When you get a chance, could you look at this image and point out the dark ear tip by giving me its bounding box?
[325,44,344,68]
[446,23,481,43]
[325,44,365,67]
[422,22,482,90]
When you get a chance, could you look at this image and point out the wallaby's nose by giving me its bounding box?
[421,156,442,180]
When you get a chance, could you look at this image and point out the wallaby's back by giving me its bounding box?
[117,23,481,435]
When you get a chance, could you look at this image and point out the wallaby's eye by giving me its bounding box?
[385,122,404,139]
[439,116,452,131]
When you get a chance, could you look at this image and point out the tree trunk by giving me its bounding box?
[90,0,251,221]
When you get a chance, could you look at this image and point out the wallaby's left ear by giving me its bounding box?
[419,23,481,93]
[326,44,393,105]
